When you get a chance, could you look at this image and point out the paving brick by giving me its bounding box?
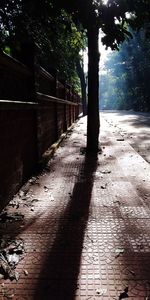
[0,115,150,299]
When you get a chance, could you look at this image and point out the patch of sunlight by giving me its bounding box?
[102,0,108,4]
[83,34,112,74]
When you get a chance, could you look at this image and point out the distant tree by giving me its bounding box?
[100,27,150,112]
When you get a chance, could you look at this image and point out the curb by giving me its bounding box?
[39,123,76,167]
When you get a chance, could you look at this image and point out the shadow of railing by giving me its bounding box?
[33,152,98,300]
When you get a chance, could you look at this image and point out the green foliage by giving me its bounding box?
[0,1,86,90]
[42,13,86,88]
[100,27,150,111]
[3,46,11,55]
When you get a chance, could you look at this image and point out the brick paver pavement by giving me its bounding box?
[0,115,150,300]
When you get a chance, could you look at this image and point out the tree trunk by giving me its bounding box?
[87,25,100,152]
[76,59,87,116]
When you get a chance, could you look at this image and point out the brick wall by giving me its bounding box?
[0,52,82,210]
[37,101,56,158]
[0,99,80,210]
[57,103,65,136]
[37,96,79,159]
[0,104,37,208]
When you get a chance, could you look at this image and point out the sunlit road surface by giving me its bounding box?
[101,110,150,163]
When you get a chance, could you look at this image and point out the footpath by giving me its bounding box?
[0,114,150,300]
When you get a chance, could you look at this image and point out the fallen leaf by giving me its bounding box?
[31,199,39,203]
[14,271,20,281]
[100,170,111,174]
[0,212,24,223]
[0,238,25,280]
[7,253,19,266]
[19,191,24,197]
[24,269,28,276]
[101,184,107,189]
[119,287,129,299]
[29,177,37,184]
[50,195,54,201]
[80,147,86,155]
[128,269,135,276]
[7,295,14,299]
[113,200,121,205]
[44,186,49,192]
[115,248,125,258]
[117,138,124,141]
[96,288,107,296]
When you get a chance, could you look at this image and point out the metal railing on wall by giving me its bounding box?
[0,50,81,106]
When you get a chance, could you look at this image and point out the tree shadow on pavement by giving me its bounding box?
[33,152,98,300]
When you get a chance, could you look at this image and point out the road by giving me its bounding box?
[101,110,150,163]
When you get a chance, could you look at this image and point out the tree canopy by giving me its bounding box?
[0,0,86,90]
[2,1,150,60]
